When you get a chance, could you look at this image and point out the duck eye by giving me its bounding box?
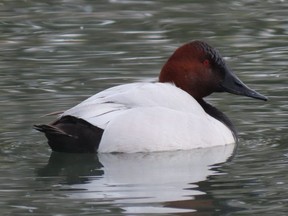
[203,59,210,66]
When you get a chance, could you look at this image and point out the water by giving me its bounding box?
[0,0,287,215]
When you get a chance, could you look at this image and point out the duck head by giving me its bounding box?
[159,40,267,101]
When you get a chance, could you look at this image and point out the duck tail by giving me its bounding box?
[34,116,104,153]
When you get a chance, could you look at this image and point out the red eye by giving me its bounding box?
[203,59,210,66]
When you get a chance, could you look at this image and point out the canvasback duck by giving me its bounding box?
[35,40,267,153]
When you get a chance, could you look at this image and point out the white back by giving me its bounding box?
[62,82,235,152]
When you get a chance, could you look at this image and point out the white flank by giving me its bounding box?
[62,82,235,153]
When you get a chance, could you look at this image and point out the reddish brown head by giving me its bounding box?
[159,40,267,101]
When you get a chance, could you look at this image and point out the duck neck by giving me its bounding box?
[197,99,238,141]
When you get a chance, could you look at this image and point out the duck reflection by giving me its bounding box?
[37,144,236,214]
[37,152,104,185]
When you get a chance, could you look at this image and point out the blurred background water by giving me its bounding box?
[0,0,287,215]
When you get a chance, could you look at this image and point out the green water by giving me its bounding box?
[0,0,287,215]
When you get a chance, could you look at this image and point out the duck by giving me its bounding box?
[34,40,267,153]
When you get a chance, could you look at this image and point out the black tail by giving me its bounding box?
[34,116,104,153]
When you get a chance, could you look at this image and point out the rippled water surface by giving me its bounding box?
[1,0,287,215]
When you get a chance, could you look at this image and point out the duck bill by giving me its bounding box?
[220,70,267,101]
